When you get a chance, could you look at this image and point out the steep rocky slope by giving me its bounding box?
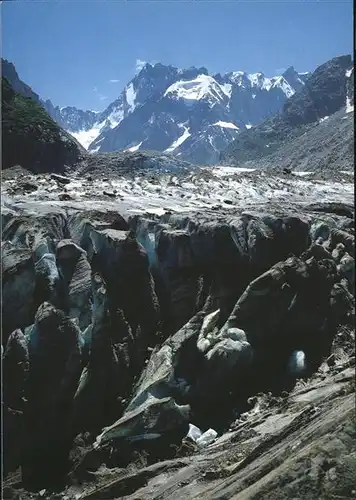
[2,77,84,173]
[234,107,354,173]
[223,55,354,171]
[2,163,354,499]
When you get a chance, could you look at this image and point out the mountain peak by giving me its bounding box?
[282,66,296,77]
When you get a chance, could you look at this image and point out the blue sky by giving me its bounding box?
[2,0,353,111]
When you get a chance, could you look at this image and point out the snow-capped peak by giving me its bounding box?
[164,74,230,102]
[43,60,310,160]
[221,66,308,96]
[270,76,295,97]
[247,72,265,87]
[228,71,246,85]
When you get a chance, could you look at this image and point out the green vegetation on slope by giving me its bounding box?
[2,77,83,172]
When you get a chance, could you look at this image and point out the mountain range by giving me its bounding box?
[1,55,353,171]
[2,59,308,165]
[44,63,309,164]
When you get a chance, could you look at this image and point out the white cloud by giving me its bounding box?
[109,79,120,83]
[276,67,286,74]
[93,86,108,101]
[135,59,147,72]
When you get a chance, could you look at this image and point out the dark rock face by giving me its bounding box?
[3,329,30,476]
[23,303,83,490]
[1,197,354,496]
[71,273,133,436]
[283,55,351,126]
[222,253,339,374]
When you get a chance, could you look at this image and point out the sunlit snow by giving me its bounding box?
[346,68,353,78]
[227,71,299,97]
[229,71,245,86]
[126,83,136,112]
[71,125,103,150]
[346,96,354,114]
[221,83,232,99]
[247,73,264,87]
[106,108,124,128]
[165,126,191,152]
[212,121,239,130]
[164,74,229,102]
[127,141,143,152]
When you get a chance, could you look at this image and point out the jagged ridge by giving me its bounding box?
[222,55,353,169]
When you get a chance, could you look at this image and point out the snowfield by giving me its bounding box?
[164,74,231,102]
[165,126,191,152]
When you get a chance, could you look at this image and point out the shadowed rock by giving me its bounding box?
[220,248,339,379]
[90,228,160,371]
[22,302,83,490]
[67,210,129,261]
[1,198,354,497]
[3,329,29,475]
[2,245,36,342]
[72,273,133,436]
[93,311,209,450]
[155,228,201,335]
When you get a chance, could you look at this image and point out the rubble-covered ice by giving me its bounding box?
[2,165,354,219]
